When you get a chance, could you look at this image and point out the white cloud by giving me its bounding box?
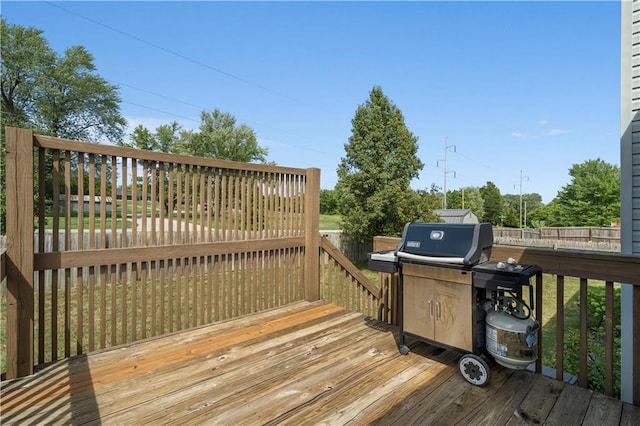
[538,120,549,125]
[545,128,569,136]
[511,127,569,139]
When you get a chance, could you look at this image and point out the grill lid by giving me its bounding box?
[396,222,493,266]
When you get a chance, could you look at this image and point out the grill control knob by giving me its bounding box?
[507,257,516,265]
[496,261,506,269]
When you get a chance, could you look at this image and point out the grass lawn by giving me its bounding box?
[319,214,341,230]
[0,268,619,394]
[43,213,342,231]
[2,211,619,395]
[538,277,581,362]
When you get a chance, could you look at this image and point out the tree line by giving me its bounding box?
[323,154,620,238]
[1,19,621,238]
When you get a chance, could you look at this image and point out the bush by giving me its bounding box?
[543,286,621,397]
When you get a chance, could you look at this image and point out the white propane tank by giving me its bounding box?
[485,309,539,369]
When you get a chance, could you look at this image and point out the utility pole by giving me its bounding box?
[437,137,456,209]
[518,170,529,230]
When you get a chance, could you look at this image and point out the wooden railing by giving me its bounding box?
[0,249,5,284]
[373,236,640,405]
[4,126,637,406]
[3,127,320,379]
[319,236,381,319]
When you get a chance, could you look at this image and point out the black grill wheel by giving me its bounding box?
[458,353,490,387]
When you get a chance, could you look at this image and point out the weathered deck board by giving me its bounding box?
[0,301,636,425]
[506,371,566,425]
[545,382,593,424]
[621,402,640,426]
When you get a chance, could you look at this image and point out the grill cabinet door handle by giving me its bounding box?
[428,300,433,318]
[436,302,442,320]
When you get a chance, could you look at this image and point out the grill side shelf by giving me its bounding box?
[367,250,398,273]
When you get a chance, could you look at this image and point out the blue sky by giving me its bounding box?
[3,1,621,203]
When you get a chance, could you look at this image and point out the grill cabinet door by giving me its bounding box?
[402,263,472,352]
[403,276,435,340]
[433,280,472,351]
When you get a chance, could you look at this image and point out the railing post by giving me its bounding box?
[5,127,35,378]
[304,168,320,301]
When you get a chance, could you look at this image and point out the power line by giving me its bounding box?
[121,100,336,156]
[114,80,205,112]
[121,99,339,159]
[452,149,520,182]
[257,137,338,157]
[38,2,348,162]
[112,78,335,150]
[44,1,309,106]
[32,3,378,180]
[122,101,200,123]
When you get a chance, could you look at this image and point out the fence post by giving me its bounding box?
[304,168,320,301]
[5,127,35,378]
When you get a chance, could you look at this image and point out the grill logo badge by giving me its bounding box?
[406,241,421,248]
[430,230,444,240]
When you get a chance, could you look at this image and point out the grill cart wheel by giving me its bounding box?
[458,354,490,387]
[399,345,410,355]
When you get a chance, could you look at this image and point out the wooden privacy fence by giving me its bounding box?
[493,227,621,252]
[4,127,325,379]
[493,227,620,243]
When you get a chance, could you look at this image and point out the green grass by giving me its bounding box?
[319,214,341,230]
[0,267,301,373]
[538,276,580,345]
[0,272,574,367]
[44,210,323,231]
[1,235,620,396]
[537,278,621,396]
[42,216,126,230]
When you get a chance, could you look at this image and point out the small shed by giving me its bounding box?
[59,195,113,214]
[434,208,479,224]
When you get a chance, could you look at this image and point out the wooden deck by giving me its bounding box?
[1,301,638,425]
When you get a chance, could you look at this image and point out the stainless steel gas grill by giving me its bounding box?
[368,222,542,387]
[369,222,493,269]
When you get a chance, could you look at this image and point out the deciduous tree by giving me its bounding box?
[502,193,543,227]
[446,186,486,220]
[337,86,436,243]
[177,109,268,163]
[34,45,126,142]
[544,159,620,226]
[1,19,126,233]
[125,121,181,153]
[479,181,503,225]
[320,189,341,215]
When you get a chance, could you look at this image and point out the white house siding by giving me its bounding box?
[620,0,638,404]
